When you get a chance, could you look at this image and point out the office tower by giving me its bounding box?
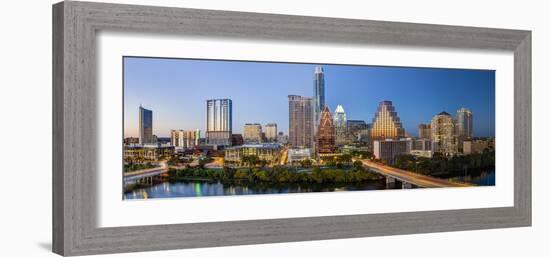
[457,107,473,141]
[170,130,198,148]
[431,111,458,155]
[333,105,348,146]
[418,124,432,139]
[206,99,232,146]
[370,100,405,140]
[373,139,411,163]
[313,66,325,134]
[288,95,314,148]
[265,123,278,142]
[138,105,153,144]
[243,123,262,143]
[317,106,336,154]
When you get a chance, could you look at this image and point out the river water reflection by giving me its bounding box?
[124,169,495,200]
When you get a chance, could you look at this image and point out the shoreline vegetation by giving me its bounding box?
[167,160,384,185]
[388,149,496,177]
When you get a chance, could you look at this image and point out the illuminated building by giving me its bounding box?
[370,101,405,140]
[224,144,282,165]
[431,111,458,155]
[124,144,174,161]
[333,105,348,146]
[317,106,336,154]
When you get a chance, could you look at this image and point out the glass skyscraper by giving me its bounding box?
[333,105,348,146]
[457,107,473,141]
[313,66,325,132]
[138,105,153,144]
[206,99,232,146]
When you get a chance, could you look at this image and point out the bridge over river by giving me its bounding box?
[123,161,168,185]
[359,159,472,189]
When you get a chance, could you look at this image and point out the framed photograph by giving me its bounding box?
[53,1,531,256]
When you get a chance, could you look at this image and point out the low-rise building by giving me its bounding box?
[224,143,282,165]
[373,139,412,163]
[124,143,175,161]
[288,148,312,164]
[463,140,490,154]
[410,150,433,158]
[170,129,199,149]
[412,138,432,151]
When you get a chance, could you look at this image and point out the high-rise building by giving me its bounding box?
[333,105,348,146]
[206,99,232,146]
[170,130,198,149]
[457,107,473,142]
[370,101,405,140]
[418,124,431,139]
[313,66,325,133]
[265,123,278,142]
[431,111,458,155]
[288,95,314,148]
[317,106,336,154]
[243,123,262,143]
[138,105,153,144]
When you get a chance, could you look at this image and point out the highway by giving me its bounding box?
[359,159,471,188]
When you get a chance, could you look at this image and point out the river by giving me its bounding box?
[123,169,495,200]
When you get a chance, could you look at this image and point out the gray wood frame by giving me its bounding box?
[52,1,531,256]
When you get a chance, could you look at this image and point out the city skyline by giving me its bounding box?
[124,57,495,138]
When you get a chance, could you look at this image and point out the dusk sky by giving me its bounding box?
[123,57,495,138]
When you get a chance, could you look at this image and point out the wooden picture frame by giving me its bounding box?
[52,1,531,256]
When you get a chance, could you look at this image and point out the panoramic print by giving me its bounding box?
[122,57,496,199]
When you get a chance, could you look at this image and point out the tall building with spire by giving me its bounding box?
[138,105,153,144]
[288,95,314,148]
[313,66,325,133]
[317,106,336,154]
[333,105,348,146]
[431,111,458,155]
[370,101,405,140]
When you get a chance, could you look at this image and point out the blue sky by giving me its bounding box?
[123,57,495,138]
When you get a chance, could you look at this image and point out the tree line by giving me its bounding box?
[391,149,495,177]
[167,160,382,185]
